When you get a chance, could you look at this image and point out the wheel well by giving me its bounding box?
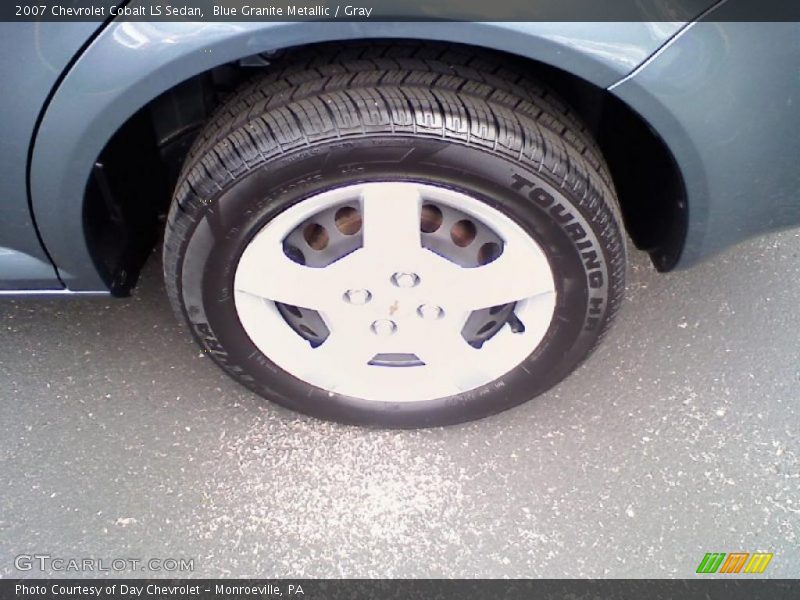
[85,39,687,295]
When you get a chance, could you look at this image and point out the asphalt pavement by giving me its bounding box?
[1,232,799,578]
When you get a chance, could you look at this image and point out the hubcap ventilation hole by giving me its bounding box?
[420,204,444,233]
[282,244,306,265]
[335,206,362,235]
[303,223,329,251]
[451,219,477,247]
[478,242,502,265]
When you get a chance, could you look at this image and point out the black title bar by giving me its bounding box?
[3,0,800,22]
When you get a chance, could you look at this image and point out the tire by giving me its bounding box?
[164,50,626,428]
[183,42,613,189]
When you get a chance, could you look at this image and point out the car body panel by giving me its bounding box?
[0,22,104,289]
[610,18,800,268]
[0,247,60,290]
[30,20,690,291]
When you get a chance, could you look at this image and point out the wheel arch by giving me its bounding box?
[31,21,689,292]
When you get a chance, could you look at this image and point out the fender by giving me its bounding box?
[610,16,800,268]
[0,21,110,290]
[31,19,692,291]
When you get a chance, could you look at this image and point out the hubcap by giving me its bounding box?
[234,182,556,402]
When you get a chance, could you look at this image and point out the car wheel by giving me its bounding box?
[164,57,626,427]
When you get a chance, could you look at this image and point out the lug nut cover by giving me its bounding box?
[417,304,444,320]
[391,272,420,288]
[344,289,372,305]
[371,319,397,336]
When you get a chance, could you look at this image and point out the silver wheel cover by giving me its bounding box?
[234,182,556,402]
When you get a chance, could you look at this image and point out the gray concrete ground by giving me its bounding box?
[1,232,798,579]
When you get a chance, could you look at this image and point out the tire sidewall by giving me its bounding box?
[177,137,617,427]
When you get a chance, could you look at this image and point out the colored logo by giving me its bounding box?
[696,552,773,574]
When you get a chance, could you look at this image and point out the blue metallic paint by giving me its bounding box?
[0,22,105,289]
[610,19,800,268]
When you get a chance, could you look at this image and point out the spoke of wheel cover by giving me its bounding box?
[418,329,490,392]
[235,237,334,309]
[360,184,422,257]
[449,239,554,310]
[306,330,377,389]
